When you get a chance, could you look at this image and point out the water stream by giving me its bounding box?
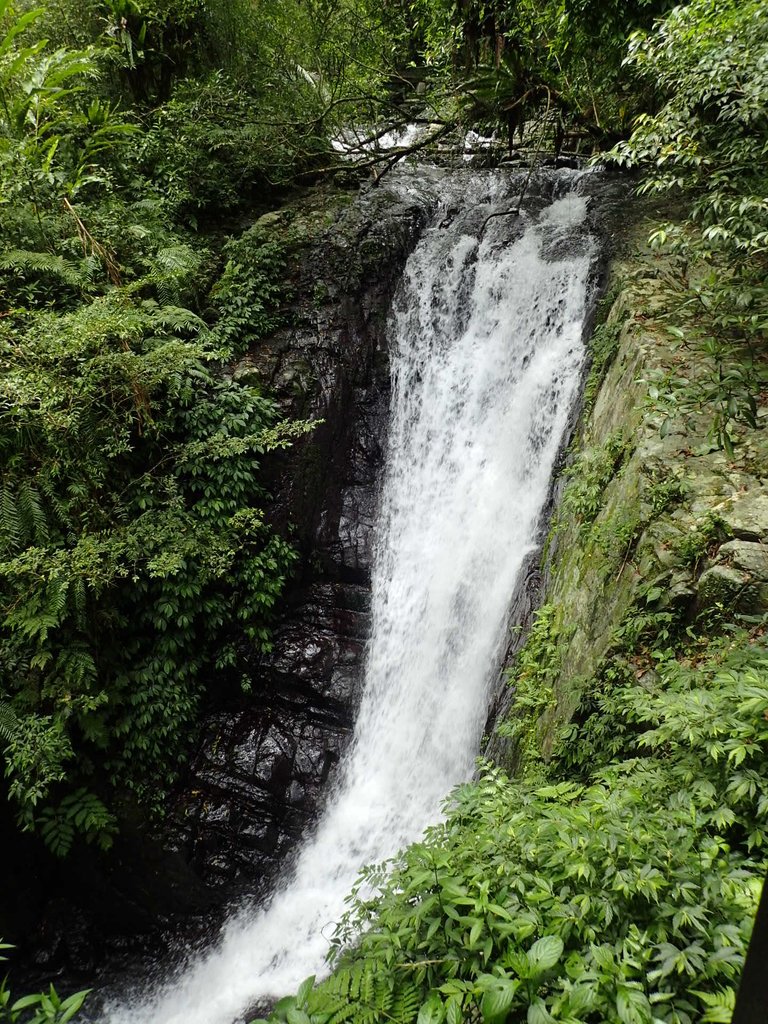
[105,170,597,1024]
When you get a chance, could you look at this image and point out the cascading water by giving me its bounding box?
[105,170,597,1024]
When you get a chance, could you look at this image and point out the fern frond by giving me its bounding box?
[37,475,73,534]
[0,701,17,745]
[372,975,393,1016]
[0,249,86,287]
[149,304,207,334]
[147,245,203,305]
[327,1004,358,1024]
[309,962,392,1024]
[390,981,421,1023]
[0,485,22,554]
[360,964,377,1008]
[38,808,75,858]
[38,788,116,857]
[51,645,97,691]
[18,482,49,545]
[71,576,87,628]
[44,576,68,622]
[153,245,199,277]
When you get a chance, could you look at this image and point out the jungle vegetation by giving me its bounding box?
[0,0,766,1018]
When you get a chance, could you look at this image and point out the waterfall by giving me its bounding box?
[104,171,596,1024]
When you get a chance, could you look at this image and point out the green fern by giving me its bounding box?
[37,474,74,537]
[0,249,86,287]
[325,1003,357,1024]
[390,983,421,1024]
[694,987,736,1023]
[148,302,207,334]
[17,482,49,546]
[71,575,87,629]
[301,964,404,1024]
[0,700,17,745]
[145,245,203,305]
[38,788,117,857]
[0,482,50,554]
[0,485,21,555]
[51,645,98,693]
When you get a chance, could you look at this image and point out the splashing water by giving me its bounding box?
[105,174,596,1024]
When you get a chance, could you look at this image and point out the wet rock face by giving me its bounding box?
[166,583,369,890]
[163,185,432,894]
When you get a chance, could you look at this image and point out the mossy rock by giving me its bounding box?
[695,564,763,615]
[719,490,768,541]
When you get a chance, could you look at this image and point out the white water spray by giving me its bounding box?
[106,174,595,1024]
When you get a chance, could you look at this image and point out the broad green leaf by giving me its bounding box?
[417,992,445,1024]
[60,990,91,1024]
[617,985,652,1024]
[446,995,463,1024]
[480,979,519,1024]
[527,936,564,974]
[11,993,43,1011]
[296,976,315,1007]
[527,998,556,1024]
[272,996,296,1022]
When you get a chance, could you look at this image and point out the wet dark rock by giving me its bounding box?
[694,538,768,617]
[183,192,412,947]
[161,184,432,897]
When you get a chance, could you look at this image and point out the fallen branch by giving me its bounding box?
[296,121,457,182]
[479,89,553,237]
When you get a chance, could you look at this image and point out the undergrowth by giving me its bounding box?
[255,631,766,1024]
[0,2,314,856]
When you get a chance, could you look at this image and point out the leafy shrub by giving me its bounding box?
[496,605,569,764]
[259,640,767,1024]
[611,0,768,454]
[213,227,289,354]
[0,2,311,851]
[0,299,308,835]
[138,71,327,216]
[0,941,90,1023]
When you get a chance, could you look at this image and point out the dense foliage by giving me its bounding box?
[404,0,676,152]
[0,0,314,856]
[611,0,768,454]
[0,942,88,1023]
[17,0,410,202]
[1,0,767,1017]
[257,637,764,1024]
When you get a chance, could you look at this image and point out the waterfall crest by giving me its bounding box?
[105,171,596,1024]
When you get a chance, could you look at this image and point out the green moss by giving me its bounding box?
[557,431,632,533]
[589,506,642,570]
[497,604,573,767]
[583,317,622,413]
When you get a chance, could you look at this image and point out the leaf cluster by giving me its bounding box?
[263,639,767,1024]
[0,944,89,1024]
[0,1,313,854]
[610,0,768,455]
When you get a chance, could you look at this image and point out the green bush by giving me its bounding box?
[0,2,310,852]
[260,640,767,1024]
[0,941,89,1023]
[611,0,768,455]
